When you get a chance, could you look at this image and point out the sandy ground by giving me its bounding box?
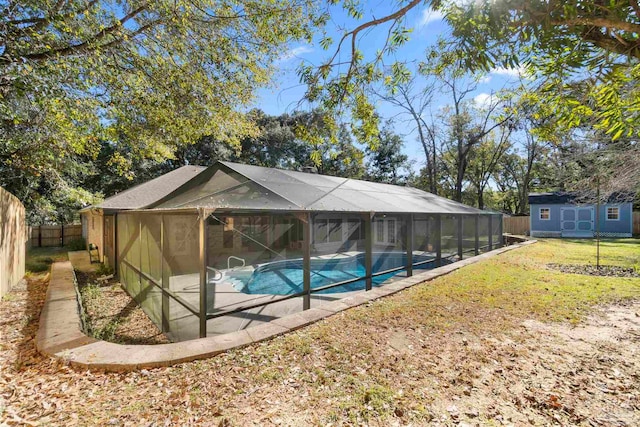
[0,273,639,426]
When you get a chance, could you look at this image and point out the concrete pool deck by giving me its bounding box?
[161,250,456,341]
[36,240,536,371]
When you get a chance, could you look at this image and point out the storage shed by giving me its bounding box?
[529,192,634,238]
[113,161,504,342]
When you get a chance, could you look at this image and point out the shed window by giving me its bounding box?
[539,208,550,220]
[606,207,620,220]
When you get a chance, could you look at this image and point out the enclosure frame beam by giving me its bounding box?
[457,215,464,260]
[474,215,480,256]
[488,215,493,251]
[406,213,413,277]
[364,212,373,290]
[435,214,442,267]
[198,208,207,338]
[302,212,311,310]
[160,214,170,333]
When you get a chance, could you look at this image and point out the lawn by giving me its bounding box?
[24,246,70,275]
[1,239,639,425]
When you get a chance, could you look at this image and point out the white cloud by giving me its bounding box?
[418,7,444,28]
[279,45,313,62]
[478,75,492,84]
[489,66,527,78]
[473,92,497,108]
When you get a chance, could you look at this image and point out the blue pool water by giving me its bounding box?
[232,253,441,295]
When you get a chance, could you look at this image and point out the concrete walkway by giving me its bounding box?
[36,262,97,355]
[36,240,536,372]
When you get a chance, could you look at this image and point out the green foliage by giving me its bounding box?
[440,0,640,139]
[65,238,86,251]
[26,256,54,273]
[1,0,324,222]
[96,263,115,277]
[365,121,411,184]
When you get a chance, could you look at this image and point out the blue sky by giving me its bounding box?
[253,1,525,171]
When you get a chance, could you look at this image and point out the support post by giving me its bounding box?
[457,215,464,260]
[198,208,207,338]
[406,214,413,277]
[488,215,493,251]
[61,224,64,247]
[497,214,503,248]
[113,214,118,277]
[435,215,442,267]
[161,214,169,333]
[302,212,311,310]
[474,215,479,256]
[364,213,373,290]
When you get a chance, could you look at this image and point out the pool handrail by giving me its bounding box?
[228,256,246,270]
[207,266,224,282]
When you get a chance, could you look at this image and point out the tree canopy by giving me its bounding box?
[305,0,640,141]
[0,0,323,221]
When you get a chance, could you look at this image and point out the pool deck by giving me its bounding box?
[168,250,451,340]
[35,239,536,371]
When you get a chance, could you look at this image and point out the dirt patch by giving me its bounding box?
[75,271,168,345]
[548,263,640,278]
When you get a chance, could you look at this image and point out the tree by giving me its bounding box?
[79,108,368,206]
[466,129,512,210]
[303,0,640,140]
[0,0,322,221]
[364,121,411,185]
[373,74,439,194]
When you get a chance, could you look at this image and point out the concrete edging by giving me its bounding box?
[36,240,537,372]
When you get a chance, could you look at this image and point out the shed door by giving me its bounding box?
[561,207,594,237]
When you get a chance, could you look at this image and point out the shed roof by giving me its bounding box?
[528,192,634,205]
[83,165,206,212]
[151,161,489,215]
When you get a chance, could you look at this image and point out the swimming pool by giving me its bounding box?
[230,252,440,295]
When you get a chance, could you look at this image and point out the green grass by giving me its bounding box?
[381,238,640,326]
[25,246,71,274]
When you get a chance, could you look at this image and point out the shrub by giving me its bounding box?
[96,263,114,276]
[66,238,87,251]
[25,256,55,273]
[26,261,51,273]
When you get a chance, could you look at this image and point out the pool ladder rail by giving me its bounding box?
[227,256,246,269]
[206,257,246,284]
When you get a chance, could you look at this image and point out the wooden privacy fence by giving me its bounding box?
[30,224,82,247]
[503,216,530,236]
[1,186,26,298]
[634,212,640,235]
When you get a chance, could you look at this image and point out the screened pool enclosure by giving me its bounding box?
[115,162,502,342]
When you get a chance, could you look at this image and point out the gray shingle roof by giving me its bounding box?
[89,165,206,211]
[528,192,634,204]
[152,161,488,215]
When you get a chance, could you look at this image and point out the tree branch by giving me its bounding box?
[22,3,149,61]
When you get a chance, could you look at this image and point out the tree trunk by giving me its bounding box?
[477,188,484,210]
